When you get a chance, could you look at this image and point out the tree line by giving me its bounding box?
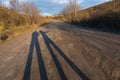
[61,0,80,22]
[0,0,40,26]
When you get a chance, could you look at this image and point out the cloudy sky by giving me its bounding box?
[1,0,110,15]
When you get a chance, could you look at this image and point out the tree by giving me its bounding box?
[69,0,80,18]
[0,1,2,7]
[21,2,40,24]
[0,0,4,7]
[61,0,80,22]
[9,0,20,12]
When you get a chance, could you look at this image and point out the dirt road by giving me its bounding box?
[0,21,120,80]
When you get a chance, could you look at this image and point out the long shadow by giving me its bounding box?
[40,31,89,80]
[40,31,68,80]
[23,31,48,80]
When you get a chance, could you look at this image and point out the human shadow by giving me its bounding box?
[40,31,68,80]
[23,31,48,80]
[40,31,89,80]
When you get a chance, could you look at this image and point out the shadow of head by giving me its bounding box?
[32,31,39,38]
[40,30,50,34]
[40,31,45,34]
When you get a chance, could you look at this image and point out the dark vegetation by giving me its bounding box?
[63,0,120,32]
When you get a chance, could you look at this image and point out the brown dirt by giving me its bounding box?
[0,21,120,80]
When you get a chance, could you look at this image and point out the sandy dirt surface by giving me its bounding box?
[0,21,120,80]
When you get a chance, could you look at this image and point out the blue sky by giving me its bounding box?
[1,0,110,15]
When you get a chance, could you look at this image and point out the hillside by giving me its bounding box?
[0,5,47,44]
[64,0,120,32]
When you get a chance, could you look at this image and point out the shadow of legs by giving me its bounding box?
[40,31,68,80]
[40,31,89,80]
[23,31,48,80]
[35,33,48,80]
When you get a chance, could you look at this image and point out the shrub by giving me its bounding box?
[63,1,120,32]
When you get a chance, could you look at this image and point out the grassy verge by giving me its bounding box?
[0,19,49,44]
[0,25,36,44]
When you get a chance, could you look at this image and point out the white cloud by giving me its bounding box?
[51,0,68,4]
[42,12,52,16]
[51,0,89,4]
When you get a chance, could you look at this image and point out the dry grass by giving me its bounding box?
[0,18,51,44]
[0,5,51,44]
[63,1,120,32]
[0,25,31,43]
[0,26,4,31]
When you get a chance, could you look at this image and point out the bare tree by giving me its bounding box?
[9,0,20,12]
[70,0,79,17]
[61,0,80,22]
[0,2,2,7]
[0,0,4,7]
[0,0,2,7]
[21,2,40,24]
[61,4,72,21]
[61,4,71,15]
[21,2,40,16]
